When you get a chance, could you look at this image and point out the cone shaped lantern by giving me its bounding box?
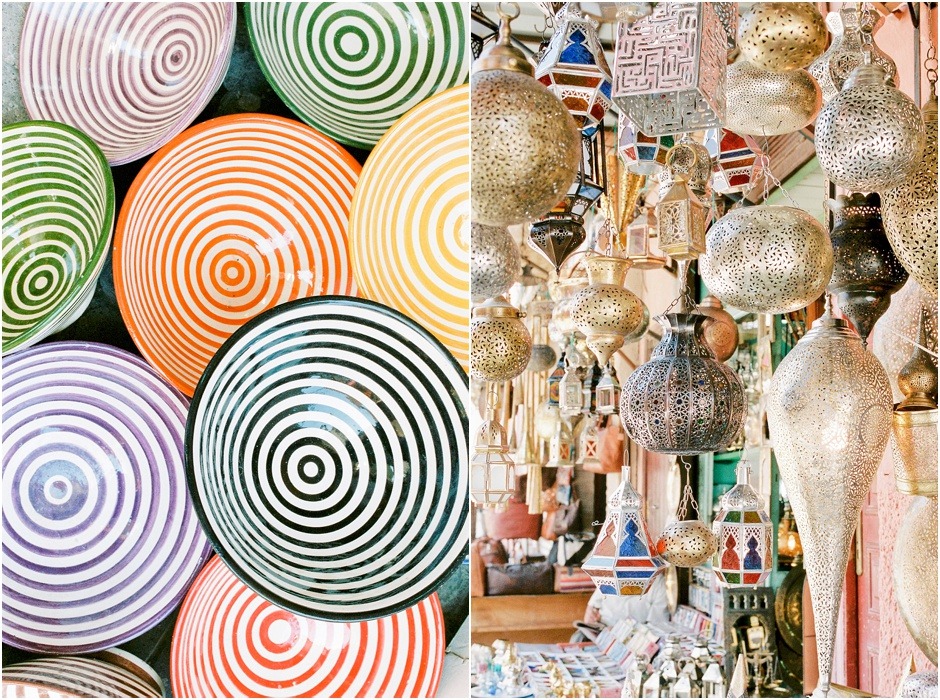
[767,310,892,696]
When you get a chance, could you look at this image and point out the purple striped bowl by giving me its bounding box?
[1,341,211,653]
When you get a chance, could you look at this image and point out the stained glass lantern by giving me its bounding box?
[656,172,706,261]
[624,208,667,270]
[618,112,675,175]
[471,403,516,506]
[611,1,727,136]
[529,128,607,272]
[577,413,601,471]
[712,461,773,586]
[546,417,575,468]
[535,4,613,134]
[583,467,668,595]
[596,365,621,415]
[704,128,761,195]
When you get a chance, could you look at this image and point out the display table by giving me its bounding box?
[470,592,593,645]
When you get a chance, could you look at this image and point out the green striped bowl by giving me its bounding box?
[2,121,114,354]
[245,2,468,150]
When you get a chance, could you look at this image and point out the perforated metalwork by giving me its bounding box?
[900,671,939,698]
[700,205,833,314]
[470,300,532,382]
[737,2,827,72]
[656,520,718,568]
[612,2,726,135]
[881,98,938,298]
[815,64,926,193]
[724,60,821,137]
[471,69,581,227]
[471,222,520,302]
[827,193,908,343]
[620,313,746,455]
[698,296,739,363]
[766,314,892,695]
[874,279,938,403]
[894,497,939,665]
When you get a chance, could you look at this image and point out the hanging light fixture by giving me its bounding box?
[526,300,557,373]
[596,365,621,416]
[723,60,822,137]
[576,413,601,471]
[881,90,938,298]
[469,296,532,383]
[704,128,762,195]
[620,313,746,455]
[471,222,520,303]
[776,501,803,564]
[697,295,739,363]
[827,193,908,344]
[700,204,833,315]
[815,59,925,193]
[712,460,774,586]
[736,2,827,72]
[471,4,581,227]
[582,466,668,596]
[894,496,939,666]
[657,460,718,568]
[656,136,713,203]
[545,416,576,469]
[611,2,727,135]
[766,308,892,697]
[618,111,674,175]
[624,207,667,270]
[559,351,585,418]
[657,173,707,263]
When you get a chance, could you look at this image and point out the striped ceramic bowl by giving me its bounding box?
[2,121,113,356]
[1,649,163,698]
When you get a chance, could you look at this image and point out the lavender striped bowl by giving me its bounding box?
[1,342,211,653]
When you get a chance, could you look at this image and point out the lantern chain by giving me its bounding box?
[676,457,703,521]
[926,5,938,94]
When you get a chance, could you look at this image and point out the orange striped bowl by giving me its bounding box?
[171,556,444,698]
[349,84,470,369]
[114,114,360,396]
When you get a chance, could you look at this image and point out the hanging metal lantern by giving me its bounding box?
[657,172,707,262]
[471,222,520,303]
[700,205,833,315]
[624,208,667,270]
[570,255,646,368]
[624,304,650,344]
[546,417,576,468]
[894,496,939,665]
[697,295,739,363]
[656,138,712,201]
[596,365,621,415]
[704,128,761,195]
[529,128,607,272]
[724,60,822,137]
[472,382,516,507]
[809,6,898,104]
[737,2,827,72]
[618,111,674,175]
[901,672,940,699]
[881,95,938,298]
[766,311,892,697]
[620,313,746,455]
[527,344,556,373]
[827,193,908,344]
[469,297,532,382]
[471,6,581,227]
[535,4,612,133]
[815,61,926,193]
[657,519,718,568]
[891,310,938,497]
[576,413,601,470]
[582,467,668,596]
[582,361,600,413]
[559,358,584,418]
[712,461,774,586]
[611,2,727,136]
[548,274,588,343]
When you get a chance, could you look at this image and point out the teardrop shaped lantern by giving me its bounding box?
[894,496,939,665]
[570,255,646,367]
[470,297,532,383]
[766,311,892,697]
[620,313,746,455]
[471,6,581,227]
[724,60,822,137]
[827,193,908,344]
[700,205,833,315]
[471,222,520,303]
[583,467,667,596]
[737,2,827,72]
[815,61,925,193]
[712,461,774,586]
[881,95,938,298]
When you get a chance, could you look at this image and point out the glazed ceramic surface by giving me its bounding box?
[1,649,163,698]
[186,297,469,621]
[1,342,211,653]
[245,2,468,149]
[114,113,360,397]
[171,556,445,698]
[2,121,113,355]
[349,85,470,368]
[20,2,235,165]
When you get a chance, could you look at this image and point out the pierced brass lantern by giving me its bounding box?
[470,297,532,382]
[737,2,827,72]
[657,172,706,261]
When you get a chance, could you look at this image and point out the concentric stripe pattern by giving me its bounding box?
[2,650,163,698]
[349,85,470,368]
[246,2,468,149]
[1,342,212,653]
[114,114,361,397]
[187,297,469,620]
[20,2,235,165]
[171,557,445,698]
[2,122,113,355]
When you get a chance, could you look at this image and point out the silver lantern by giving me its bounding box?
[620,313,746,455]
[471,222,520,303]
[815,62,925,193]
[723,60,822,137]
[900,671,939,698]
[700,205,833,315]
[893,496,939,665]
[767,311,892,697]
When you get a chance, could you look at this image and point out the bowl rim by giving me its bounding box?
[184,294,469,622]
[2,120,115,355]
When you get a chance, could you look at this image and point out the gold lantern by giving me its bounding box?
[657,171,706,261]
[469,297,532,383]
[736,2,827,72]
[894,496,939,666]
[697,295,739,363]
